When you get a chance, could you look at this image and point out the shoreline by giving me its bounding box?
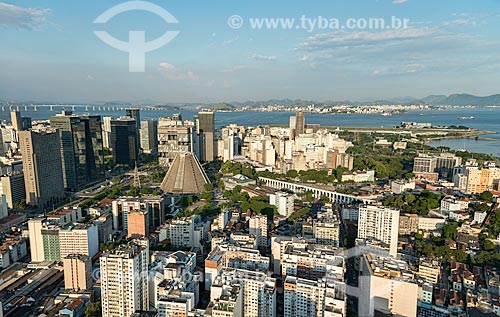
[424,132,499,143]
[271,123,496,138]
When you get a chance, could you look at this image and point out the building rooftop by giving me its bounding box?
[160,152,210,194]
[364,253,416,283]
[101,242,144,259]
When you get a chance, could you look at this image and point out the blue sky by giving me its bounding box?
[1,0,500,103]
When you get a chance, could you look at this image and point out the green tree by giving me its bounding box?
[483,239,496,251]
[477,203,491,212]
[200,191,213,201]
[286,170,298,179]
[479,191,494,203]
[404,172,415,179]
[443,222,459,241]
[127,187,138,196]
[404,194,416,204]
[85,302,101,317]
[140,187,152,195]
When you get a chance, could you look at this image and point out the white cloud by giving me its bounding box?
[299,55,311,62]
[85,75,95,81]
[392,0,408,4]
[252,54,278,62]
[0,2,51,30]
[372,64,425,76]
[292,20,500,79]
[159,63,198,80]
[296,28,438,52]
[222,65,250,73]
[222,36,239,46]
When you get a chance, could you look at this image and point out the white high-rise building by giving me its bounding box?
[357,205,400,257]
[284,276,346,317]
[59,223,99,259]
[249,214,268,248]
[100,241,149,317]
[269,191,295,217]
[28,218,45,262]
[158,215,199,248]
[102,116,112,148]
[211,268,276,317]
[358,254,418,317]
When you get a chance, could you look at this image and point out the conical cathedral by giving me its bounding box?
[160,152,210,194]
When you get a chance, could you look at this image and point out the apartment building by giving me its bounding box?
[357,205,400,257]
[100,241,149,317]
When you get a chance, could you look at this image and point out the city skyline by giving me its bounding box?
[2,2,500,317]
[1,1,500,102]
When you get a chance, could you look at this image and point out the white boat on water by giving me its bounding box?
[457,116,474,120]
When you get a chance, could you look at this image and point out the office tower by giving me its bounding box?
[22,117,32,130]
[85,115,105,182]
[220,126,242,162]
[327,150,354,170]
[126,108,141,128]
[160,153,210,194]
[28,218,45,262]
[102,116,112,148]
[357,205,400,257]
[63,254,92,291]
[0,195,6,219]
[41,225,61,261]
[0,172,26,208]
[197,111,215,162]
[111,196,165,232]
[435,153,462,179]
[100,241,149,317]
[10,110,23,132]
[140,119,158,154]
[157,116,195,166]
[413,153,462,180]
[126,108,141,151]
[289,115,297,130]
[18,129,65,208]
[59,223,99,259]
[358,254,418,317]
[249,214,268,248]
[110,117,137,165]
[127,210,149,238]
[0,131,4,156]
[295,111,305,136]
[50,112,105,191]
